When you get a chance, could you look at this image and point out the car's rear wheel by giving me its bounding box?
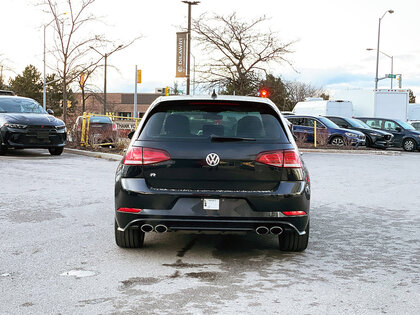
[114,220,145,248]
[48,147,64,155]
[278,222,309,252]
[402,138,417,152]
[330,136,344,146]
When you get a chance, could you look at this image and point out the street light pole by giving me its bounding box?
[182,1,199,95]
[43,19,55,110]
[374,9,394,90]
[90,45,123,114]
[367,48,394,89]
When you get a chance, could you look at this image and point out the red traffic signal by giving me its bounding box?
[259,88,269,98]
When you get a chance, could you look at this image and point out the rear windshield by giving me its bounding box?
[89,116,112,123]
[138,101,289,142]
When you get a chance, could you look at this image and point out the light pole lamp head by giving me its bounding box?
[388,10,394,14]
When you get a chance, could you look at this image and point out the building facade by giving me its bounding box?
[74,92,164,118]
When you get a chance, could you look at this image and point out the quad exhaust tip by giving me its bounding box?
[255,226,269,235]
[140,224,153,233]
[155,224,168,233]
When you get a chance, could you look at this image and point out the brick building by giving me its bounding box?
[74,92,164,118]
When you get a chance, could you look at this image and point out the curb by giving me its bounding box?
[299,148,402,156]
[64,148,123,161]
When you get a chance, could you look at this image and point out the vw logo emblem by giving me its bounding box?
[206,153,220,166]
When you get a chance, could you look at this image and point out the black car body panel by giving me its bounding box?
[114,96,311,241]
[326,116,393,149]
[0,96,66,150]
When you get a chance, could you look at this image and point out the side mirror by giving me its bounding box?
[395,127,402,132]
[47,109,54,115]
[127,130,135,139]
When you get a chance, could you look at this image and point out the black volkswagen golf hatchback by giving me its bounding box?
[114,95,311,251]
[0,96,66,155]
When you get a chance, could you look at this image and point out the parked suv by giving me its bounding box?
[285,115,365,146]
[114,95,311,251]
[325,116,393,149]
[357,117,420,151]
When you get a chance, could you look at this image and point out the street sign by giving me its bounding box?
[386,74,397,79]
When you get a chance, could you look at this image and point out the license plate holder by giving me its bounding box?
[203,199,220,210]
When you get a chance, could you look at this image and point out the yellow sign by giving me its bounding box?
[137,70,142,84]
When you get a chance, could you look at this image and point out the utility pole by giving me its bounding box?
[90,45,123,114]
[182,1,199,95]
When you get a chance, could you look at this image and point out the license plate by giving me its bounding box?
[203,199,219,210]
[37,131,49,139]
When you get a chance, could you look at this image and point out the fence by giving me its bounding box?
[79,112,141,147]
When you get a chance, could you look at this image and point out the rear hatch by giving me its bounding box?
[127,100,295,191]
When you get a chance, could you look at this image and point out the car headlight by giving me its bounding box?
[345,132,359,138]
[4,123,27,129]
[55,125,66,132]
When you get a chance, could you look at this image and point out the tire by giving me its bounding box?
[402,138,417,152]
[330,136,344,146]
[278,222,309,252]
[48,147,64,156]
[114,220,145,248]
[0,144,7,155]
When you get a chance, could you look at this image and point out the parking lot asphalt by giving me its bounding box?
[1,149,419,314]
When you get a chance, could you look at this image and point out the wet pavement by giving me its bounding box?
[1,149,419,314]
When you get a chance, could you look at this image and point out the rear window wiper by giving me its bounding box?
[210,136,256,142]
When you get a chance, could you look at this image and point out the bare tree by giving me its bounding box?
[39,0,107,122]
[40,0,140,123]
[284,81,327,110]
[192,13,295,95]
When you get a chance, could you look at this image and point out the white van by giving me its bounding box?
[292,98,353,117]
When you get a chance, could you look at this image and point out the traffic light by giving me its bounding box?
[80,73,85,86]
[397,75,402,88]
[165,86,169,96]
[67,100,71,108]
[259,88,269,98]
[137,70,142,84]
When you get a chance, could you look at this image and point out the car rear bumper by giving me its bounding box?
[115,178,310,234]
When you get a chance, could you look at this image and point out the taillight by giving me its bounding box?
[282,211,307,216]
[123,147,170,165]
[117,208,142,213]
[255,150,301,168]
[255,151,283,167]
[283,150,302,168]
[112,123,118,131]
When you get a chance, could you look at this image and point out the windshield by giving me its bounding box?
[0,98,46,114]
[396,120,415,130]
[347,118,370,128]
[317,116,340,128]
[139,100,289,143]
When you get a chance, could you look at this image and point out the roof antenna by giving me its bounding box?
[211,89,217,99]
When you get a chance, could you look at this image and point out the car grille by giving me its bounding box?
[9,125,65,145]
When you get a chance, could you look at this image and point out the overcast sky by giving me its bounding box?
[2,0,420,99]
